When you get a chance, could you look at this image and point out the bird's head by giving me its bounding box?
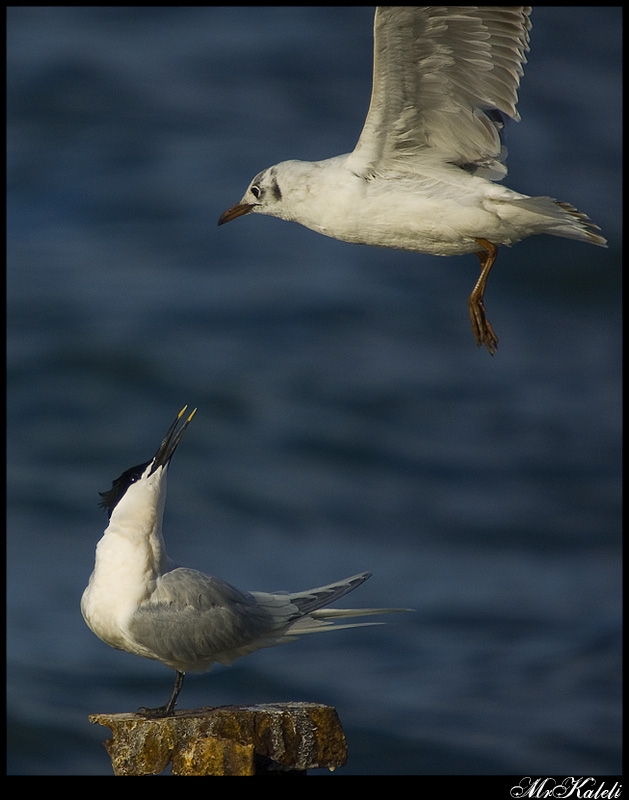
[98,407,197,531]
[218,164,291,225]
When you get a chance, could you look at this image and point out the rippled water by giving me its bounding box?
[7,7,621,775]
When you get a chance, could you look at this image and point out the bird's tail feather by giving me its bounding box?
[252,572,411,638]
[513,196,607,247]
[309,607,409,619]
[288,605,410,635]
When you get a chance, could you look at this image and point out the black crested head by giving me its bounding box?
[97,407,195,518]
[99,460,151,518]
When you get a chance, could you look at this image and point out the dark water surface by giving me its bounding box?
[7,7,621,775]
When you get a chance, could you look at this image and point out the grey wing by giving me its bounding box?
[128,568,279,669]
[128,570,401,670]
[346,6,532,180]
[252,572,409,635]
[246,571,371,621]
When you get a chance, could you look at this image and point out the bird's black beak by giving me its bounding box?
[150,406,197,474]
[218,202,254,226]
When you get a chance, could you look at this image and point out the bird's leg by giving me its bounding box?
[469,238,499,355]
[138,670,185,718]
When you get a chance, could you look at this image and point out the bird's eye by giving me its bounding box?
[250,185,261,200]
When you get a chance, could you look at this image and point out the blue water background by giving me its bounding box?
[7,7,621,775]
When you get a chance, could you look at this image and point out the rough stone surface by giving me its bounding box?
[89,702,348,775]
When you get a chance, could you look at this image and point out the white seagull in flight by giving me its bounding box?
[219,7,606,355]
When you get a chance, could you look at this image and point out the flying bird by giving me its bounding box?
[81,406,405,716]
[219,7,606,354]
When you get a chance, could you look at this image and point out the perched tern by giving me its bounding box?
[219,7,606,354]
[81,407,405,717]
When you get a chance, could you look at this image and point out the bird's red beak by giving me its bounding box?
[218,203,254,226]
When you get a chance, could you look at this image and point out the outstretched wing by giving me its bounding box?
[346,7,531,181]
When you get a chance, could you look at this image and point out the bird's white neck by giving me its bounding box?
[81,507,168,649]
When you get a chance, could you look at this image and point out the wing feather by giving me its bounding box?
[346,7,532,180]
